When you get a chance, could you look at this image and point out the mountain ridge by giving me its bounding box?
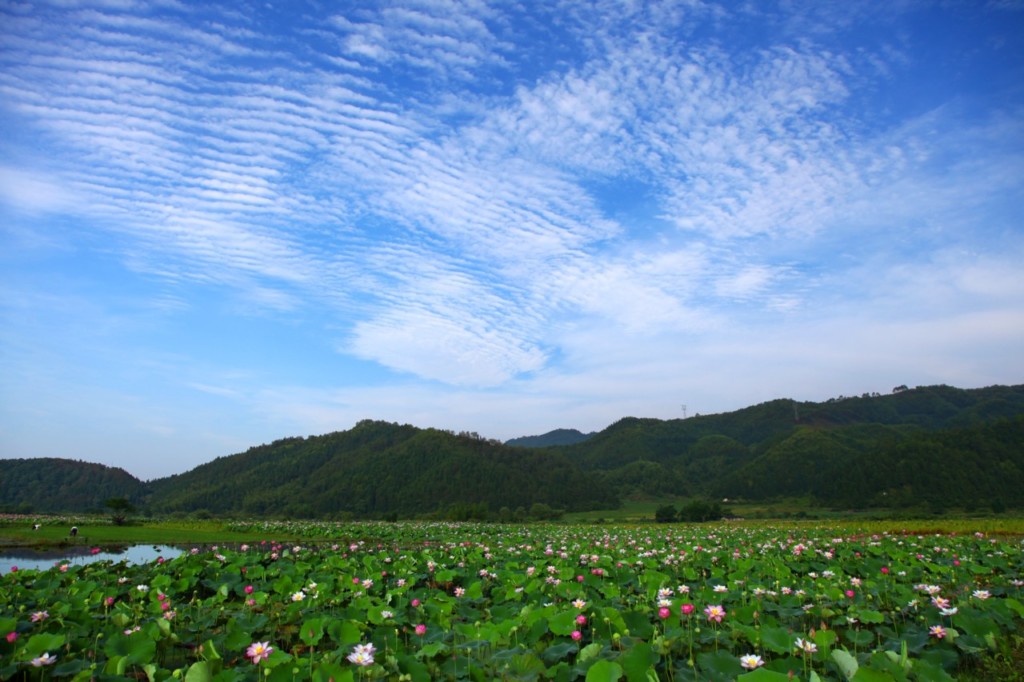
[505,428,596,448]
[2,384,1022,515]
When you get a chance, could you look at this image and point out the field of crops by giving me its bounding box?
[3,520,1023,681]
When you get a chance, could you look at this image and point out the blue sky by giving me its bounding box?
[1,0,1022,481]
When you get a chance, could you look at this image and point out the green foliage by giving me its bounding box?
[601,459,684,497]
[654,504,677,523]
[0,458,143,513]
[2,522,1022,681]
[105,497,136,526]
[715,414,1024,509]
[505,428,596,447]
[677,499,725,522]
[528,502,563,521]
[445,502,490,521]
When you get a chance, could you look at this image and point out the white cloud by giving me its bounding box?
[329,0,504,80]
[350,308,547,386]
[0,166,82,213]
[714,265,779,300]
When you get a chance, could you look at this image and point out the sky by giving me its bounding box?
[1,0,1023,481]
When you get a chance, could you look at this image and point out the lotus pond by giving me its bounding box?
[2,521,1023,681]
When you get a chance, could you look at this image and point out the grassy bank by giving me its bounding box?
[565,497,1024,533]
[4,510,1024,551]
[0,517,307,548]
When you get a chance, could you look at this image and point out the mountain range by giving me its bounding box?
[2,383,1022,517]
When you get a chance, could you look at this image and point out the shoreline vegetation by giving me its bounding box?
[3,511,1023,550]
[0,516,311,550]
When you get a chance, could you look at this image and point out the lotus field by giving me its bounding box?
[3,521,1024,681]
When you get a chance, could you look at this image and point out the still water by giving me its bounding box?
[0,544,183,573]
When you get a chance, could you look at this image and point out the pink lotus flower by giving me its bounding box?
[658,606,671,619]
[576,615,587,625]
[30,611,48,623]
[704,605,726,623]
[681,603,695,616]
[246,641,273,664]
[245,585,254,595]
[845,590,855,598]
[5,632,16,643]
[929,625,947,639]
[571,630,582,641]
[414,624,426,636]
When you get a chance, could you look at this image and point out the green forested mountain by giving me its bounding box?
[0,458,143,513]
[505,428,595,447]
[713,416,1024,510]
[2,384,1022,516]
[561,384,1024,505]
[145,420,618,518]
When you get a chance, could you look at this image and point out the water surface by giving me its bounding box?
[0,544,182,573]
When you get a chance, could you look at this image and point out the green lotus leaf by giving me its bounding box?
[585,658,623,682]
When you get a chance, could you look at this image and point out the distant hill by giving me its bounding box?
[0,458,144,513]
[505,428,595,447]
[3,384,1023,516]
[712,415,1024,510]
[561,384,1024,509]
[145,420,618,518]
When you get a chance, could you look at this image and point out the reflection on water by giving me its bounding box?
[0,544,183,573]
